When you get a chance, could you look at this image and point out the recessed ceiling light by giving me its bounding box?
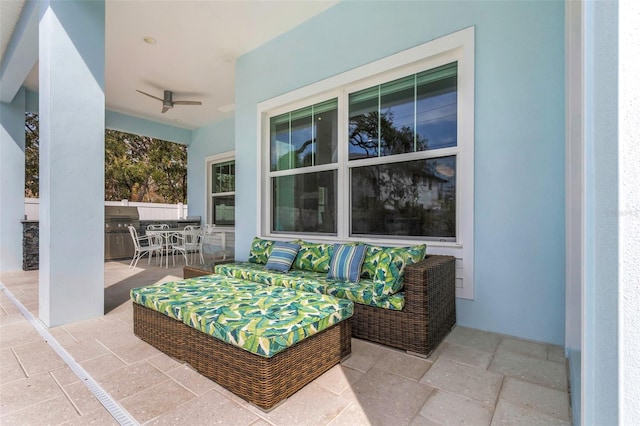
[143,36,157,45]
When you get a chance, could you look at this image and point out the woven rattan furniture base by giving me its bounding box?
[183,262,233,279]
[352,254,456,356]
[133,303,352,410]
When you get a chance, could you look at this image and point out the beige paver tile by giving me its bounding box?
[409,414,443,425]
[491,400,571,426]
[0,348,26,384]
[166,364,216,396]
[146,388,258,425]
[59,407,119,426]
[60,318,110,343]
[50,366,82,387]
[62,339,110,363]
[373,349,433,381]
[145,352,183,372]
[439,342,494,369]
[252,382,352,425]
[345,368,433,426]
[0,395,80,425]
[49,326,81,346]
[12,339,67,376]
[108,307,134,325]
[328,402,375,425]
[427,341,449,362]
[104,339,161,365]
[97,361,169,401]
[80,353,127,379]
[0,321,42,347]
[314,364,364,395]
[498,338,548,360]
[420,358,504,406]
[547,345,566,364]
[499,377,570,421]
[63,380,105,415]
[341,338,392,373]
[119,379,196,423]
[445,326,501,354]
[248,418,275,426]
[94,325,142,349]
[489,347,568,391]
[420,389,494,426]
[0,373,66,414]
[0,311,26,326]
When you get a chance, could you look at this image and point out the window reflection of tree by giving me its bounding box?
[349,111,455,238]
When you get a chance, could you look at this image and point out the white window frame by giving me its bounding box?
[257,27,474,299]
[205,151,235,226]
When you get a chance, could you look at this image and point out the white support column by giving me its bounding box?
[0,88,26,272]
[619,0,640,422]
[39,0,105,326]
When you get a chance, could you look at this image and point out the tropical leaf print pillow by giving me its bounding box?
[248,237,275,264]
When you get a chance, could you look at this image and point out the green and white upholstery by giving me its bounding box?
[214,261,405,311]
[131,275,353,358]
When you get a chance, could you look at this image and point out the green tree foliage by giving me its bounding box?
[104,130,188,203]
[25,114,187,203]
[24,113,39,197]
[147,136,188,203]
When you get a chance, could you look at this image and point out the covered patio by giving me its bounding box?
[1,1,639,425]
[1,261,570,425]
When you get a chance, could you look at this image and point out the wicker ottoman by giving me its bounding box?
[131,276,353,410]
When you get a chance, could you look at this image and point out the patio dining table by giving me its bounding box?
[145,229,188,268]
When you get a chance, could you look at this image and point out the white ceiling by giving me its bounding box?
[7,0,338,130]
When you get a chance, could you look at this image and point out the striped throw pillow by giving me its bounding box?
[327,244,367,282]
[265,242,301,272]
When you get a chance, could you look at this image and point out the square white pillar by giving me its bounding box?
[38,0,105,326]
[0,88,26,272]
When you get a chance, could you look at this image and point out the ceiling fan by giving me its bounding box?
[136,89,202,113]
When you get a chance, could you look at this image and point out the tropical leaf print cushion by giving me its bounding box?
[292,241,334,273]
[248,237,275,264]
[214,261,405,310]
[361,244,427,296]
[181,283,353,358]
[131,275,265,320]
[133,276,353,358]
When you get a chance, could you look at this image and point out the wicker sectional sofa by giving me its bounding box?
[214,237,457,357]
[130,238,456,408]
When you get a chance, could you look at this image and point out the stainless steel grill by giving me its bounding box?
[105,206,140,260]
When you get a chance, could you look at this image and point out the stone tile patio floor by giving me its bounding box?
[0,260,572,425]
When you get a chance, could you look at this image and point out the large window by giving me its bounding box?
[348,62,458,241]
[258,28,475,299]
[351,156,456,239]
[270,99,338,171]
[349,63,458,159]
[265,63,458,241]
[269,99,339,234]
[209,158,235,225]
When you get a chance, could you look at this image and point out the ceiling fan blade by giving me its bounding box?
[136,89,164,102]
[173,100,203,105]
[161,106,171,113]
